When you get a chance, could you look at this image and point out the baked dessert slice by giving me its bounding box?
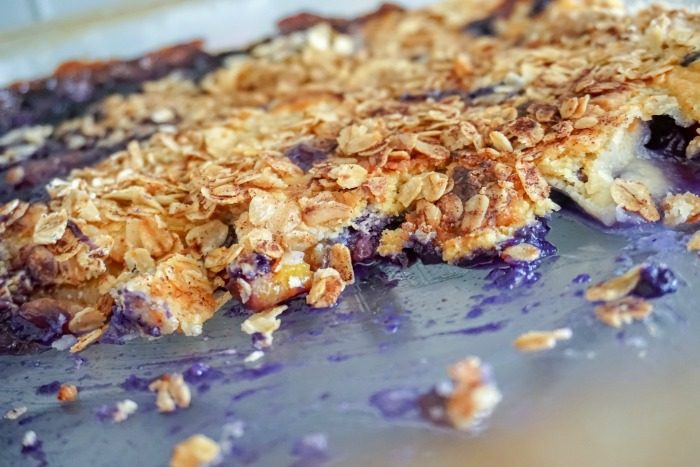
[1,0,698,352]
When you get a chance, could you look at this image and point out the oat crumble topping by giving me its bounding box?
[0,0,698,348]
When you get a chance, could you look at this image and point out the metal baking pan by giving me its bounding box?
[1,1,699,466]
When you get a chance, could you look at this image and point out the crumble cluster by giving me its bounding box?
[1,0,699,347]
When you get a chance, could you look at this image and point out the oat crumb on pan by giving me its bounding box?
[513,328,572,352]
[595,296,654,328]
[113,399,138,423]
[170,434,221,467]
[4,406,27,421]
[56,384,79,402]
[149,373,192,413]
[419,357,501,430]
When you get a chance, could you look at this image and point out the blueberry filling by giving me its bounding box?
[645,115,699,160]
[681,50,700,67]
[632,263,678,299]
[399,84,510,105]
[227,253,272,282]
[529,0,553,17]
[416,386,452,427]
[462,0,518,37]
[463,18,498,37]
[284,140,336,172]
[0,42,227,136]
[103,289,166,342]
[350,216,402,263]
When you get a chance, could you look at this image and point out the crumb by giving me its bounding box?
[501,243,541,262]
[22,430,38,448]
[113,400,138,423]
[149,373,191,413]
[595,296,653,327]
[4,406,27,420]
[243,350,265,363]
[585,266,642,302]
[241,305,287,346]
[57,384,79,402]
[419,357,501,430]
[688,231,700,251]
[170,434,221,467]
[513,328,572,352]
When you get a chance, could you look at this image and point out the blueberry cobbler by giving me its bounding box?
[1,0,699,354]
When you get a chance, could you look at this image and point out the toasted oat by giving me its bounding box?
[328,243,354,283]
[501,243,541,263]
[329,164,368,189]
[70,326,107,353]
[69,326,107,353]
[573,116,598,130]
[414,139,450,160]
[4,406,27,421]
[594,296,653,328]
[397,177,424,208]
[688,231,700,251]
[585,266,642,302]
[69,306,107,334]
[662,192,700,226]
[513,328,572,352]
[306,268,345,308]
[57,384,79,402]
[149,373,192,413]
[461,194,489,232]
[241,305,287,338]
[488,131,513,152]
[170,434,221,467]
[610,179,660,222]
[32,210,68,245]
[421,172,449,202]
[337,122,384,155]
